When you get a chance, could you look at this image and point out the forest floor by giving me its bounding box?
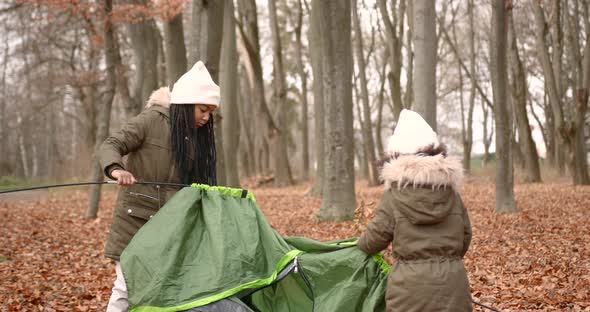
[0,176,589,311]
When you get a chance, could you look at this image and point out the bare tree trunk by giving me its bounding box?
[192,0,225,185]
[308,0,325,196]
[542,90,556,166]
[32,144,39,178]
[87,0,117,218]
[353,82,369,179]
[412,0,437,130]
[482,102,494,168]
[46,63,60,179]
[237,0,275,177]
[316,0,356,221]
[163,12,188,84]
[377,0,404,120]
[465,0,476,174]
[529,97,548,154]
[352,0,378,186]
[552,0,567,172]
[295,0,310,181]
[507,10,541,183]
[221,0,240,188]
[238,66,256,177]
[491,0,517,213]
[569,0,590,185]
[190,0,207,66]
[126,1,159,117]
[268,0,294,187]
[375,51,388,157]
[404,0,414,110]
[0,35,8,172]
[17,113,30,178]
[156,29,167,87]
[533,1,575,181]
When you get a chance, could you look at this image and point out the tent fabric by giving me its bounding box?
[120,184,388,312]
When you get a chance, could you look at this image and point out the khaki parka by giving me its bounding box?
[99,87,182,261]
[358,154,473,312]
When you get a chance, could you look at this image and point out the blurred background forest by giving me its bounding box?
[0,0,589,217]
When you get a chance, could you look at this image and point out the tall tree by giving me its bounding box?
[316,0,356,221]
[352,0,378,186]
[126,0,159,117]
[294,0,310,181]
[507,9,541,183]
[163,7,188,84]
[268,0,294,187]
[87,0,117,218]
[491,0,517,213]
[238,65,256,177]
[565,0,590,185]
[237,0,274,176]
[532,0,588,185]
[0,33,8,171]
[412,0,437,129]
[460,0,477,173]
[550,0,566,171]
[375,49,388,157]
[307,0,325,196]
[221,0,240,187]
[533,0,568,175]
[404,0,414,110]
[377,0,405,120]
[191,0,225,185]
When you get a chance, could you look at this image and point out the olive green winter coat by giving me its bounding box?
[99,87,182,261]
[358,154,473,312]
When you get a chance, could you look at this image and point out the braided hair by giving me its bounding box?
[170,104,217,186]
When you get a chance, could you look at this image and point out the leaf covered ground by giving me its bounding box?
[0,179,589,311]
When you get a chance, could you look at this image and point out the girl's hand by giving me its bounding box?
[111,169,137,186]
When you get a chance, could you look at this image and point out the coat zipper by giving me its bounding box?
[129,191,159,201]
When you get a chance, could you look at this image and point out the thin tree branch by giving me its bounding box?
[438,15,494,112]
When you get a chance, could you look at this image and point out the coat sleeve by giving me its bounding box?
[357,190,396,256]
[458,194,472,257]
[98,110,152,179]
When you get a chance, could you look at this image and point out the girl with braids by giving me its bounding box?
[358,109,473,312]
[98,61,219,311]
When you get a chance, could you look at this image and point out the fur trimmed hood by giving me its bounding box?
[146,87,171,108]
[381,154,464,190]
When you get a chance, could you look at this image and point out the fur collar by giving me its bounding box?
[145,87,171,108]
[380,154,463,190]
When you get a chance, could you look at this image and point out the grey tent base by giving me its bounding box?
[185,297,255,312]
[184,260,303,312]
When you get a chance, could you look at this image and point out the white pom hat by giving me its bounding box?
[170,61,220,107]
[386,109,440,155]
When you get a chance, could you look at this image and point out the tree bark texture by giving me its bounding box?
[491,0,517,213]
[507,10,541,183]
[221,0,241,188]
[412,0,437,130]
[316,0,356,221]
[268,0,294,187]
[87,0,117,218]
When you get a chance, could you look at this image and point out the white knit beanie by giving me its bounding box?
[170,61,220,106]
[386,109,440,155]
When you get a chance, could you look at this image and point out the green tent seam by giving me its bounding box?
[129,249,303,312]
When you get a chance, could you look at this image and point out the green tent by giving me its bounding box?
[121,185,389,312]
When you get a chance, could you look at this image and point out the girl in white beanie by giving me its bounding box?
[358,109,473,312]
[98,61,220,311]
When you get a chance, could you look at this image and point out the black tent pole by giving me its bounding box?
[0,181,190,195]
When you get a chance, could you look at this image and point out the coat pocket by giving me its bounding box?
[125,205,157,221]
